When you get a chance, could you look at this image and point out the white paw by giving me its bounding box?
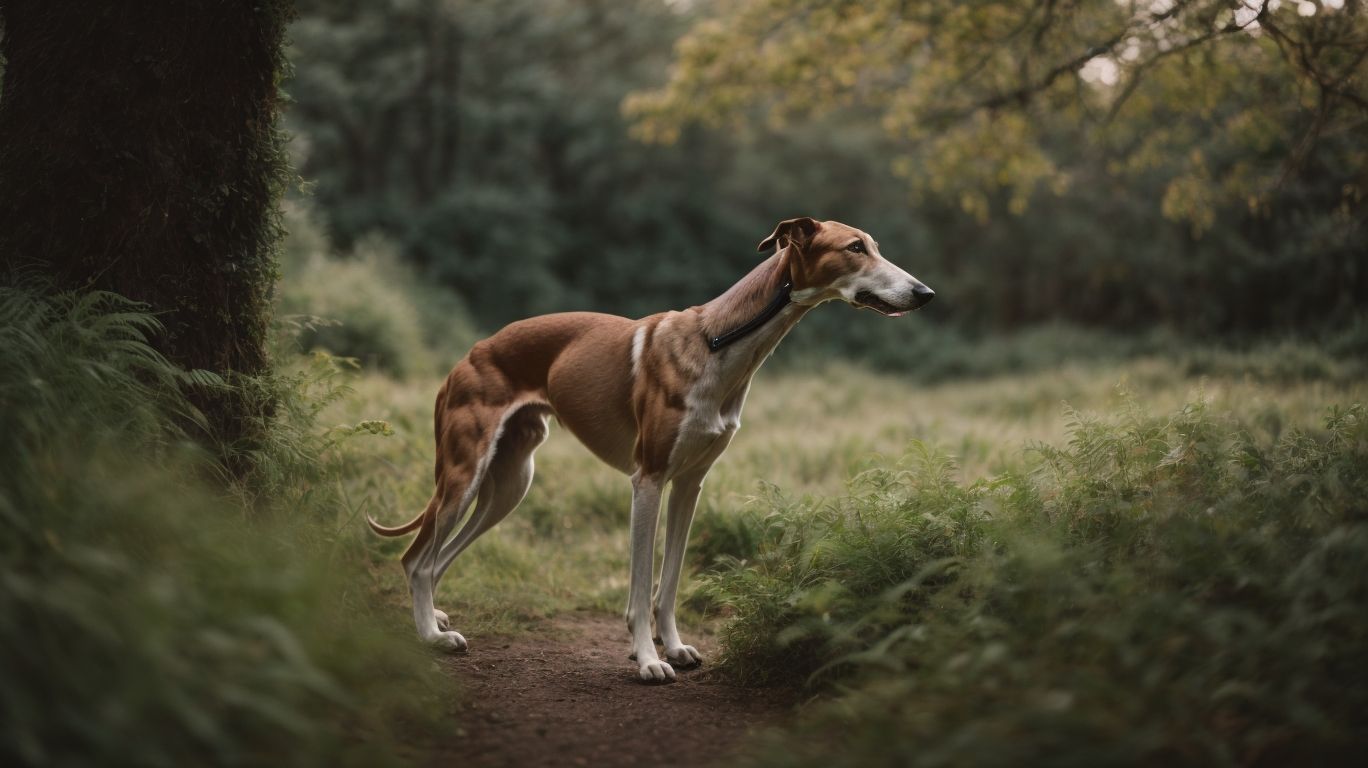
[434,609,450,631]
[665,644,702,668]
[638,658,676,683]
[427,630,467,653]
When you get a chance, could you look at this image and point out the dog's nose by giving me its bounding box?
[912,284,935,307]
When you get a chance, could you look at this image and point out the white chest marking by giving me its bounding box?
[630,325,646,379]
[667,304,801,473]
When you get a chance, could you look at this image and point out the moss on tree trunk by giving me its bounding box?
[0,1,293,457]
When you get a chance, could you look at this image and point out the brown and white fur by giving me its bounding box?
[368,217,934,682]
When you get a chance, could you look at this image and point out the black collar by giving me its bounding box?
[707,281,793,352]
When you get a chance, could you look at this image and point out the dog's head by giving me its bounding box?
[758,217,934,316]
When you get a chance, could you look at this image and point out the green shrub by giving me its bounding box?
[688,503,765,572]
[703,446,994,686]
[277,203,479,377]
[709,397,1368,766]
[0,283,442,766]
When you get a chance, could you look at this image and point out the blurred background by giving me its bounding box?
[280,0,1365,378]
[4,2,1366,766]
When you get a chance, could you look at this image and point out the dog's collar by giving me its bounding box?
[707,281,793,353]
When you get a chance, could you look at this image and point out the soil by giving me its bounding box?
[428,611,798,767]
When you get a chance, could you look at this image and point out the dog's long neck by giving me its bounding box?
[700,251,792,341]
[698,249,810,364]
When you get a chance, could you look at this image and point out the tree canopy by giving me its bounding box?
[628,0,1367,230]
[285,0,1366,348]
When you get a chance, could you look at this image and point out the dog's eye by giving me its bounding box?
[846,241,866,253]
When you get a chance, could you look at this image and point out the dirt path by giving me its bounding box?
[430,611,797,767]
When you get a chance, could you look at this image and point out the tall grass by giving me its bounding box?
[0,281,443,766]
[330,327,1366,644]
[706,397,1368,766]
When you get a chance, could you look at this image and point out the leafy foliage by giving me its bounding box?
[630,0,1367,230]
[287,0,753,326]
[276,202,480,376]
[0,284,443,767]
[707,398,1368,765]
[284,1,1365,359]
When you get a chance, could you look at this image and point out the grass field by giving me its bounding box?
[337,341,1366,765]
[341,350,1366,638]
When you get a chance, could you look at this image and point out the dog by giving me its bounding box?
[368,217,934,682]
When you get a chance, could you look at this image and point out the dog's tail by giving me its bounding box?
[366,512,425,537]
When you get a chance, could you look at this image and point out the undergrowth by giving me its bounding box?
[276,202,478,378]
[0,282,443,766]
[708,397,1368,766]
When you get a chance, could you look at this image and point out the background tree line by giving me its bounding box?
[289,0,1365,346]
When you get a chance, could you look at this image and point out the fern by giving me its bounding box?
[0,282,440,767]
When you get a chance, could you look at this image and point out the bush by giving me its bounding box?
[707,397,1368,766]
[277,203,479,377]
[688,504,766,573]
[0,282,442,766]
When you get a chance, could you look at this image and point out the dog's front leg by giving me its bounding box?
[626,471,674,682]
[655,472,703,668]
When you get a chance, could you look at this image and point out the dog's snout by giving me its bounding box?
[911,283,935,308]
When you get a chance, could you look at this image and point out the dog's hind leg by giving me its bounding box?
[402,466,483,652]
[434,407,548,582]
[397,494,458,632]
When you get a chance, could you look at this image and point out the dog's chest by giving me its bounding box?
[667,330,777,471]
[662,303,802,474]
[684,363,745,433]
[665,370,745,474]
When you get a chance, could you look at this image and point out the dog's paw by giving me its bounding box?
[427,630,468,653]
[665,644,702,668]
[637,658,676,683]
[434,609,450,631]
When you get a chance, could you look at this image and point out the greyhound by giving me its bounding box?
[368,217,934,682]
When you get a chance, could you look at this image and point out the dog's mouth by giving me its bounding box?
[853,291,911,317]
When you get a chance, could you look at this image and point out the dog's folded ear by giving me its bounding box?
[757,217,821,253]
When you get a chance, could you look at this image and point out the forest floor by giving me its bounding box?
[424,611,796,767]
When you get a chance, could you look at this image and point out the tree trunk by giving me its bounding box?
[0,1,293,458]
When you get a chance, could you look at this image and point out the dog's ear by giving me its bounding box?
[757,217,821,253]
